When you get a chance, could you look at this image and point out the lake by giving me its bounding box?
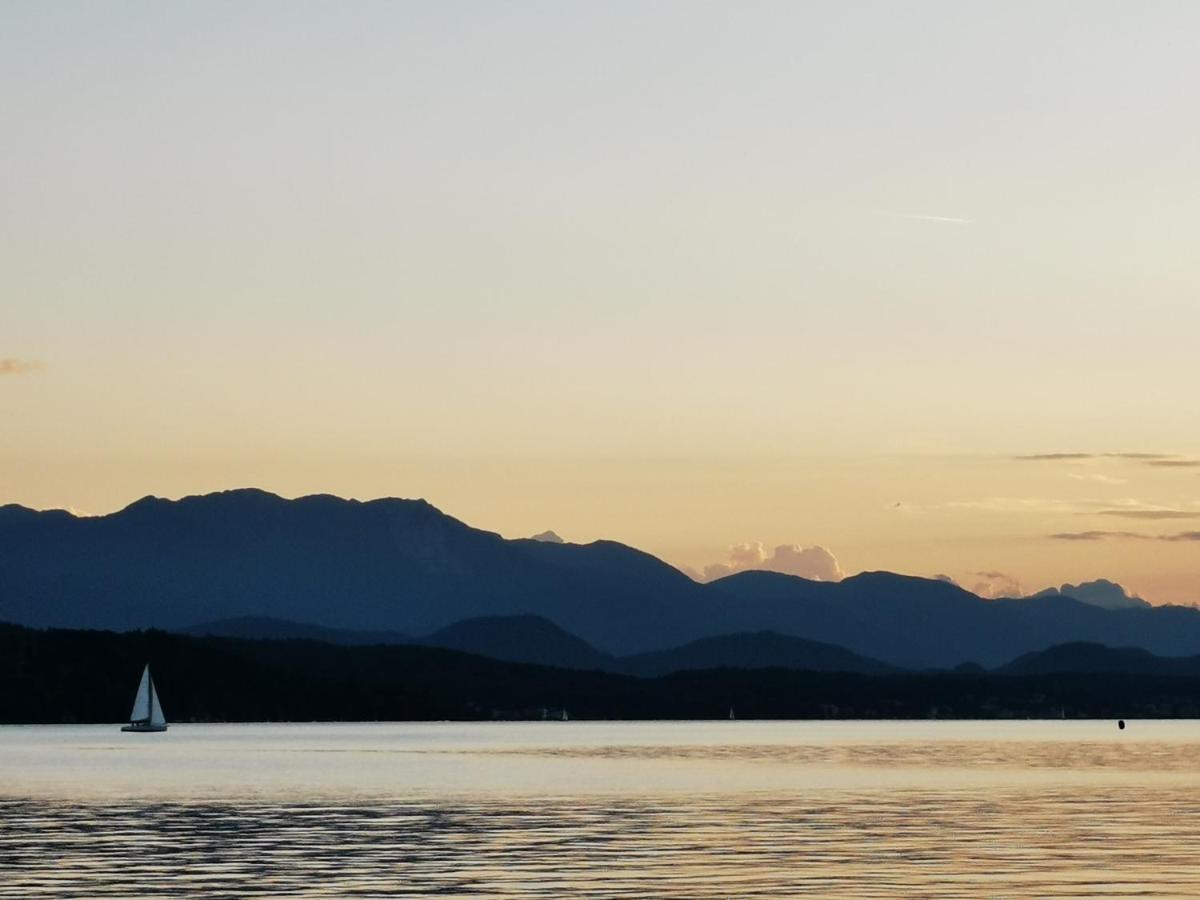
[2,720,1199,897]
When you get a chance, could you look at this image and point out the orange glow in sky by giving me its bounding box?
[3,3,1198,603]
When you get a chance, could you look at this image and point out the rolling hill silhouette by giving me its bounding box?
[184,616,411,645]
[183,614,895,676]
[182,614,1200,680]
[422,615,618,671]
[998,642,1200,676]
[4,489,1200,667]
[621,631,897,677]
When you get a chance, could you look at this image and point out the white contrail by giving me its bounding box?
[878,210,973,225]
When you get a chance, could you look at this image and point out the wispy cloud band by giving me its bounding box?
[1050,530,1200,542]
[1016,452,1174,462]
[1017,452,1200,469]
[1097,509,1200,521]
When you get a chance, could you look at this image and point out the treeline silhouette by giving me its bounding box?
[4,623,1200,723]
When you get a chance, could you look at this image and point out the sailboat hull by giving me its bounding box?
[121,723,168,733]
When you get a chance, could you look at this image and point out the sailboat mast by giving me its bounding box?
[147,670,154,724]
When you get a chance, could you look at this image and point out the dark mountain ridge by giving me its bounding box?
[4,488,1200,667]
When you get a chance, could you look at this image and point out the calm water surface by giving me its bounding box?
[2,720,1199,897]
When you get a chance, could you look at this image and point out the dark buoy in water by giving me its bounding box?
[1118,719,1126,730]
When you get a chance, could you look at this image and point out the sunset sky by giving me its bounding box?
[3,2,1198,603]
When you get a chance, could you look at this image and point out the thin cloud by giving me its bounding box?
[1050,531,1150,541]
[1096,509,1200,521]
[1050,530,1200,542]
[1146,459,1200,468]
[1016,452,1184,465]
[1016,453,1095,461]
[1090,497,1192,510]
[0,358,43,375]
[946,497,1076,514]
[1067,472,1126,485]
[937,496,1191,517]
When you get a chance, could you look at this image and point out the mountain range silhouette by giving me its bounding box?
[3,488,1200,668]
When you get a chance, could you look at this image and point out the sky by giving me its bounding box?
[3,2,1199,602]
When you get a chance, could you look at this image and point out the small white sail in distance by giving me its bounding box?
[126,664,167,729]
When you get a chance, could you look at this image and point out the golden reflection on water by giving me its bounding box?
[2,790,1198,897]
[2,722,1200,897]
[513,739,1200,771]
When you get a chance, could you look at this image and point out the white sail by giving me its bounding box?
[121,663,168,732]
[129,665,152,722]
[148,675,167,727]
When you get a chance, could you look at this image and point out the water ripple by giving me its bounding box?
[2,788,1198,898]
[504,739,1200,771]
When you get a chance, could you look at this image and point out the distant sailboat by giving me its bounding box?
[121,664,168,733]
[729,707,736,720]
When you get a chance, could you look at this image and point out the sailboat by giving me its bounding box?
[121,664,168,733]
